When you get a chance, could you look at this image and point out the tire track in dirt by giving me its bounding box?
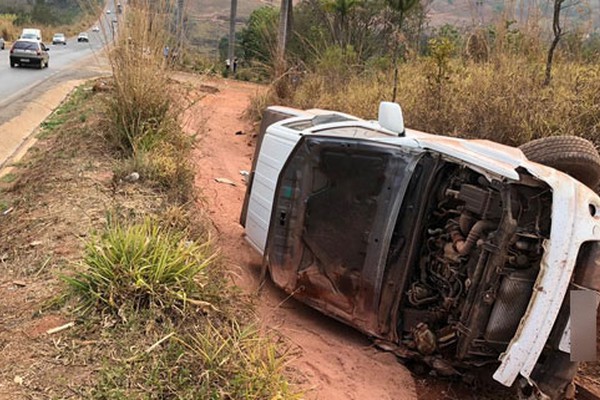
[184,75,417,400]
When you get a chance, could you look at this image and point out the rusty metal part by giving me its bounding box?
[448,218,496,255]
[413,322,437,355]
[459,213,475,235]
[407,282,438,306]
[456,188,517,359]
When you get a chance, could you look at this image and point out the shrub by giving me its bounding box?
[64,219,218,317]
[103,0,176,156]
[103,0,196,202]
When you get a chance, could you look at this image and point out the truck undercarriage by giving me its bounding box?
[394,157,553,375]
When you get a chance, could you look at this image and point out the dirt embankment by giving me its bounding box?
[181,76,417,400]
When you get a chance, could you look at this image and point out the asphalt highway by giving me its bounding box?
[0,4,116,110]
[0,4,116,167]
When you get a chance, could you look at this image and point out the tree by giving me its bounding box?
[289,0,389,62]
[322,0,360,48]
[238,6,279,64]
[387,0,419,101]
[544,0,565,86]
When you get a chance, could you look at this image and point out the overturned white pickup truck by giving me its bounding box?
[240,102,600,399]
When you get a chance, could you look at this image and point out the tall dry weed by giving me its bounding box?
[103,0,195,202]
[290,54,600,146]
[104,0,175,155]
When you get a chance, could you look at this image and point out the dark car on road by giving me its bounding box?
[0,38,4,50]
[9,39,49,69]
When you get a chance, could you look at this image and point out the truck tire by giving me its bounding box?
[519,136,600,190]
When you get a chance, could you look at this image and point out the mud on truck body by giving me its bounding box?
[239,102,600,399]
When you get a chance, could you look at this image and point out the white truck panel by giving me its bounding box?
[245,125,305,253]
[244,104,600,392]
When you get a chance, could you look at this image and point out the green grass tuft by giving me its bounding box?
[64,219,218,317]
[0,173,17,183]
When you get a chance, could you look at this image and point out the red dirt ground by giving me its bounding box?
[183,77,418,400]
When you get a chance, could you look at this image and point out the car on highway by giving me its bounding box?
[241,102,600,399]
[20,28,42,42]
[9,39,49,68]
[92,26,100,32]
[52,33,67,45]
[77,32,89,43]
[0,38,4,50]
[106,9,111,14]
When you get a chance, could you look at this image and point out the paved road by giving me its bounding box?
[0,4,117,114]
[0,5,117,167]
[0,36,103,105]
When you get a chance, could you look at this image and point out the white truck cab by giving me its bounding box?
[240,102,600,399]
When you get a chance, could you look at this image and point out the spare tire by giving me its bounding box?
[519,136,600,190]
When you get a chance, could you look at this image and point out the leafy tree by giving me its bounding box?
[289,0,391,63]
[387,0,419,101]
[238,6,279,64]
[321,0,360,48]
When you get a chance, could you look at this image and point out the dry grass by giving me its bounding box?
[244,19,600,148]
[288,54,600,147]
[104,3,173,155]
[101,0,197,203]
[0,74,300,397]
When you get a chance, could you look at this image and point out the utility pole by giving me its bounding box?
[276,0,290,75]
[228,0,237,75]
[176,0,185,54]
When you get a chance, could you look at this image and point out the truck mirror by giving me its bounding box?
[378,102,405,136]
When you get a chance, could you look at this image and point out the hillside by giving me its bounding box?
[186,0,600,56]
[0,0,101,40]
[429,0,600,30]
[185,0,264,55]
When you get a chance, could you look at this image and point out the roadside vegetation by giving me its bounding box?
[0,0,299,397]
[71,0,297,397]
[235,1,600,147]
[104,0,196,203]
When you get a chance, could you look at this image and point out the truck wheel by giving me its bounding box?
[519,136,600,190]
